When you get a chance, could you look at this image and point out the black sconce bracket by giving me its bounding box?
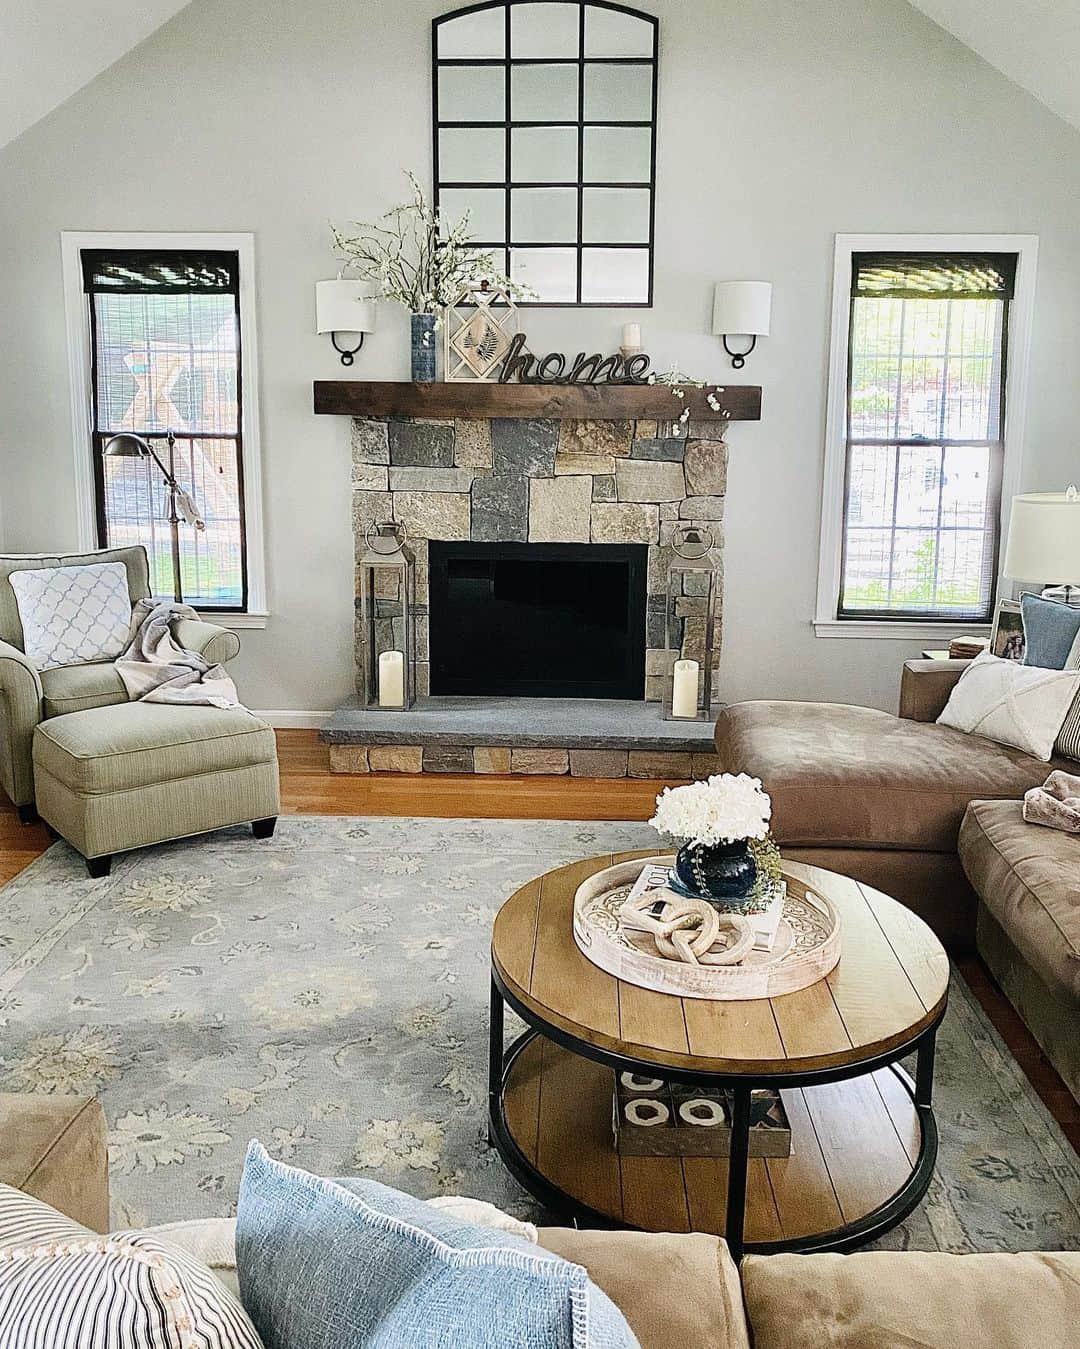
[721,334,757,370]
[332,332,366,366]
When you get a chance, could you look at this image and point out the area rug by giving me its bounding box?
[1,817,1077,1252]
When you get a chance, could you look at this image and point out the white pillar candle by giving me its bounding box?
[378,650,405,707]
[621,322,641,349]
[671,658,700,718]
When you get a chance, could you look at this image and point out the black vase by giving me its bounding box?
[674,839,757,907]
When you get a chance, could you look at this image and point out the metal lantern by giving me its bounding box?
[357,520,416,711]
[662,524,720,721]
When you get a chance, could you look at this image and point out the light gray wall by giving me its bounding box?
[1,0,1078,715]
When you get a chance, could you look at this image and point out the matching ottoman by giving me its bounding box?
[32,702,280,877]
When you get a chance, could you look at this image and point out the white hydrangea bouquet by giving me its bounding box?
[650,773,777,909]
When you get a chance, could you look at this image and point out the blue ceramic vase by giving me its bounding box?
[673,839,757,908]
[410,313,436,382]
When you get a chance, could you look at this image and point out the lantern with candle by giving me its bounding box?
[357,520,417,711]
[662,523,720,721]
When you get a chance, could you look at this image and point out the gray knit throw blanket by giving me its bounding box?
[115,599,240,709]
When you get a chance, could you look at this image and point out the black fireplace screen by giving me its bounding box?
[428,541,647,699]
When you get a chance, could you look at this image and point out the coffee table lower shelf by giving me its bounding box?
[490,1030,938,1257]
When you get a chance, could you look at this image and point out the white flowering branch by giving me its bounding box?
[331,171,533,316]
[646,364,731,434]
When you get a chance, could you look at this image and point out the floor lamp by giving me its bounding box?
[101,430,204,604]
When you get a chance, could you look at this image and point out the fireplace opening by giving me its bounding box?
[428,541,647,699]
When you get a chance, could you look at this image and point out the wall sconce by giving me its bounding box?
[711,281,772,368]
[316,279,377,366]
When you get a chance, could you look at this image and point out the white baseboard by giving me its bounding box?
[255,710,330,729]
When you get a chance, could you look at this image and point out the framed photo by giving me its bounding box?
[990,599,1025,661]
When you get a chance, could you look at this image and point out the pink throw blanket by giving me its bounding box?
[1023,770,1080,833]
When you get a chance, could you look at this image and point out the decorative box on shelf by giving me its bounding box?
[614,1074,792,1158]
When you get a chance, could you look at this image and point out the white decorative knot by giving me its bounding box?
[619,889,753,966]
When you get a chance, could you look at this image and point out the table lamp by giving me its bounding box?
[102,430,205,604]
[1002,485,1080,604]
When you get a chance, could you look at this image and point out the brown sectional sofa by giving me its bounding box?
[715,658,1080,1101]
[4,1092,1078,1349]
[714,659,1078,952]
[960,801,1080,1100]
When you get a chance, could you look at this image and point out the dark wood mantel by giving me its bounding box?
[313,380,761,422]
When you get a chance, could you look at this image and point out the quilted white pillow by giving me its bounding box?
[9,562,132,670]
[0,1183,263,1348]
[937,649,1080,761]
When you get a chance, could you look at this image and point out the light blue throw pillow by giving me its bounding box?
[236,1142,638,1349]
[1020,592,1080,669]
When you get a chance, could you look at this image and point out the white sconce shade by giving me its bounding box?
[315,280,377,335]
[1003,487,1080,584]
[711,281,771,369]
[712,281,772,338]
[316,279,376,365]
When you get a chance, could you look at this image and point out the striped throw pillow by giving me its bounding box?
[0,1183,263,1348]
[1054,639,1080,762]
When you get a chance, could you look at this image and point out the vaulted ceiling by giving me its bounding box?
[909,0,1080,130]
[1,1,1079,152]
[0,0,192,149]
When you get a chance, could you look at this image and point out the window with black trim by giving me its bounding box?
[82,249,247,611]
[433,0,658,305]
[838,252,1015,622]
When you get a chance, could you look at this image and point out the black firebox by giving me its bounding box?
[428,541,647,699]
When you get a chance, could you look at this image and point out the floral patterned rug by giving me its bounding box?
[1,816,1077,1250]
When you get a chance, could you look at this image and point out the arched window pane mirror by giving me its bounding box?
[433,1,658,306]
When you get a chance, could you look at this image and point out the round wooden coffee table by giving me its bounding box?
[488,852,949,1260]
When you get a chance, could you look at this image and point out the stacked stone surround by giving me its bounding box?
[345,413,726,776]
[327,742,723,779]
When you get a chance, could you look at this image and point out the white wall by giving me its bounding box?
[1,0,1079,715]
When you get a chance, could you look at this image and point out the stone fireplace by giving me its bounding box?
[349,414,727,703]
[316,380,757,778]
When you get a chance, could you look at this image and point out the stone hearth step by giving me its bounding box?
[320,697,723,778]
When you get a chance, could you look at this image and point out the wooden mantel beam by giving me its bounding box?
[313,380,761,422]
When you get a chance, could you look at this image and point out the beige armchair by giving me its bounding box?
[0,546,240,820]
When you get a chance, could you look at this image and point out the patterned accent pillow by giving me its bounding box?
[9,562,133,670]
[1053,634,1080,763]
[0,1183,264,1348]
[237,1142,638,1349]
[937,650,1080,761]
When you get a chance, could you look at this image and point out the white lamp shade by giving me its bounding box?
[1003,489,1080,584]
[316,280,377,335]
[712,281,772,337]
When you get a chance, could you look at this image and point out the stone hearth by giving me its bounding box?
[322,695,723,779]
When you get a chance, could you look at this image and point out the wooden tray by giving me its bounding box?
[572,855,842,1000]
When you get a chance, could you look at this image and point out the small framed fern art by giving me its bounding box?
[442,279,521,381]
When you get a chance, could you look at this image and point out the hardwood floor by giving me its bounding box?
[2,727,1075,1153]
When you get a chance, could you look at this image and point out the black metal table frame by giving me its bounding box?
[488,965,945,1261]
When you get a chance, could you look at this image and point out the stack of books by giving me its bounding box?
[948,634,989,659]
[623,862,787,955]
